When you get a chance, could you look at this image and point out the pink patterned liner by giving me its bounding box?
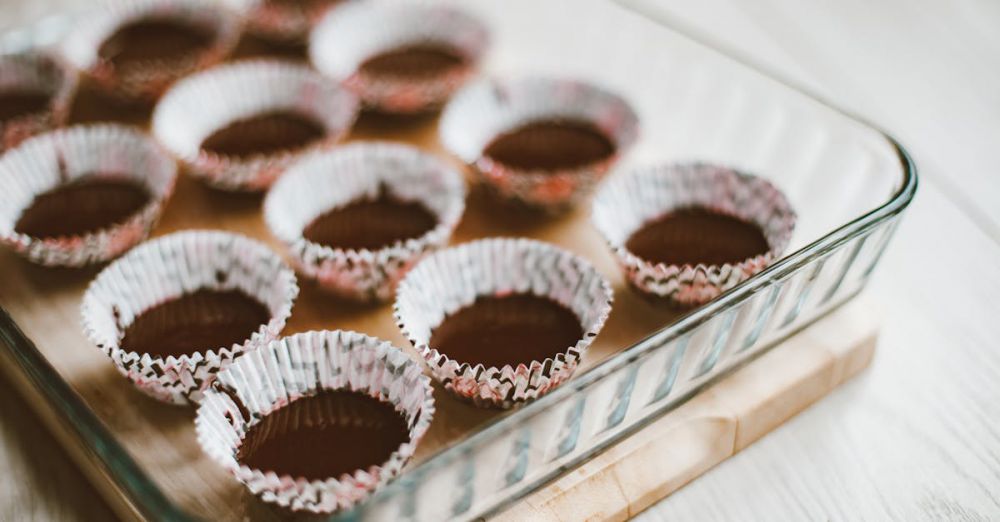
[0,124,177,267]
[223,0,346,42]
[264,141,466,302]
[80,230,299,405]
[59,0,241,103]
[395,238,614,409]
[310,2,489,114]
[591,162,797,307]
[439,76,639,209]
[153,60,360,191]
[195,329,435,514]
[0,52,78,151]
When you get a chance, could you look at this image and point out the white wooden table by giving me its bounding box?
[2,1,999,520]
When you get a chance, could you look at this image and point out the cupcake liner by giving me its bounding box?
[195,329,435,514]
[394,238,613,408]
[264,141,466,302]
[81,230,299,405]
[223,0,346,42]
[153,60,360,191]
[439,76,639,209]
[59,0,241,103]
[591,162,797,307]
[310,2,489,114]
[0,124,177,267]
[0,52,78,151]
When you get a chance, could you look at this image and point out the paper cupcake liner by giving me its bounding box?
[592,162,797,307]
[439,76,639,209]
[81,230,299,405]
[153,60,360,191]
[223,0,346,42]
[195,329,434,514]
[395,238,613,408]
[310,2,489,114]
[0,124,177,267]
[264,141,466,302]
[59,0,241,103]
[0,52,78,151]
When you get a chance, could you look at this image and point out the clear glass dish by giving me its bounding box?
[0,0,916,520]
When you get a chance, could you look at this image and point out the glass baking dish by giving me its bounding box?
[0,0,916,520]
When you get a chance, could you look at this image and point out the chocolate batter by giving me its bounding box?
[237,389,410,481]
[200,111,326,158]
[483,119,615,171]
[302,193,437,251]
[430,294,584,368]
[121,289,270,358]
[0,89,51,122]
[358,44,467,80]
[626,207,770,267]
[14,177,151,238]
[98,18,215,68]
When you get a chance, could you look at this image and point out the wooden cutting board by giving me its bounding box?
[494,294,878,521]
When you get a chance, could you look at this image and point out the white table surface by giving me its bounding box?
[1,1,999,520]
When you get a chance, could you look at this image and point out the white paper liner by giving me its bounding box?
[439,76,639,208]
[310,2,489,114]
[592,162,797,307]
[0,52,78,151]
[59,0,241,103]
[394,238,613,408]
[195,329,434,514]
[0,124,177,267]
[264,141,466,302]
[222,0,346,42]
[81,230,299,405]
[152,60,360,191]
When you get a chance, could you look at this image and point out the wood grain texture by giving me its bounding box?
[494,297,878,522]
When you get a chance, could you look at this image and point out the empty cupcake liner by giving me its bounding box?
[223,0,346,42]
[395,237,613,408]
[264,141,466,302]
[0,124,177,267]
[0,52,78,151]
[153,60,360,191]
[439,76,639,209]
[81,230,299,405]
[310,2,489,114]
[195,329,434,514]
[59,0,241,103]
[592,162,797,307]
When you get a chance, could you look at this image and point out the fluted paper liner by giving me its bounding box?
[265,141,465,302]
[0,52,77,151]
[439,76,639,208]
[81,230,299,405]
[59,0,240,103]
[592,162,797,307]
[195,329,435,514]
[222,0,345,42]
[153,60,360,191]
[395,238,613,408]
[310,2,489,114]
[0,124,177,267]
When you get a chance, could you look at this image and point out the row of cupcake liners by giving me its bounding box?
[0,52,77,151]
[195,329,435,514]
[0,124,177,267]
[80,230,299,404]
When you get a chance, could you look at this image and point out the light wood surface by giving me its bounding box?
[494,297,878,521]
[1,1,999,521]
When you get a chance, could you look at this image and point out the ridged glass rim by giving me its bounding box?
[0,2,918,520]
